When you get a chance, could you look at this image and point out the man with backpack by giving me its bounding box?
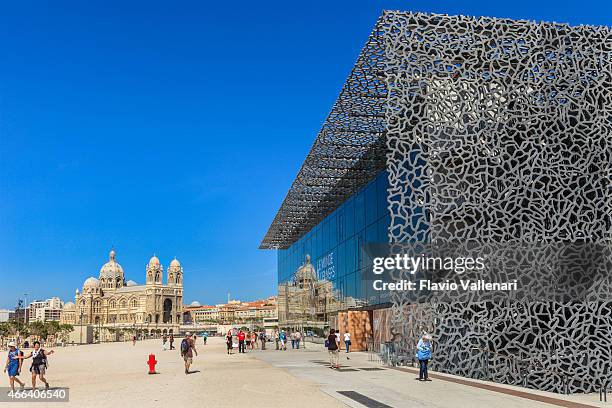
[180,332,197,374]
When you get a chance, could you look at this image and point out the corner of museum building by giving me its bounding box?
[260,10,611,394]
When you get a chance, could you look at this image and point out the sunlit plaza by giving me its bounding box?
[0,337,607,408]
[1,2,610,408]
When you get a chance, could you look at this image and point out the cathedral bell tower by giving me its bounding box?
[146,254,162,285]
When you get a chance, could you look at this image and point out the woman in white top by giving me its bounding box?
[343,332,351,353]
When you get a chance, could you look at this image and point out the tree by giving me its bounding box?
[46,321,61,337]
[29,321,47,339]
[0,322,10,337]
[57,324,74,344]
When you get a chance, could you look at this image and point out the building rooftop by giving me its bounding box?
[259,13,388,249]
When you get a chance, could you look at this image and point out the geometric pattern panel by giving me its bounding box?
[383,11,611,393]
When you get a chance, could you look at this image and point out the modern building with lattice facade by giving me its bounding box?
[261,11,611,393]
[61,249,184,340]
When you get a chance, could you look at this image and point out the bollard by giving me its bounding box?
[147,353,157,374]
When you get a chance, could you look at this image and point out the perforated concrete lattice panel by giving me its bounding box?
[382,11,611,393]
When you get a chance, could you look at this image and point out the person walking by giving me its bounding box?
[295,331,301,349]
[226,331,233,355]
[4,341,25,391]
[169,333,175,350]
[279,330,287,351]
[290,331,296,349]
[259,331,266,350]
[17,341,55,389]
[344,331,351,353]
[132,335,136,346]
[274,330,279,350]
[162,334,168,351]
[180,333,197,374]
[245,331,251,351]
[326,329,340,369]
[238,330,246,354]
[203,333,207,346]
[416,334,432,381]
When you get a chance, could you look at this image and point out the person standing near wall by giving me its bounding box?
[416,334,432,381]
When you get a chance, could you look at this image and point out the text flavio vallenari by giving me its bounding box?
[371,255,518,292]
[372,279,518,292]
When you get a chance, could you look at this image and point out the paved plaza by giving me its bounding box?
[0,337,607,408]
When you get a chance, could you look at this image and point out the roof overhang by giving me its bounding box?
[260,16,389,249]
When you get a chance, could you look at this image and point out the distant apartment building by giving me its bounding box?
[184,305,219,324]
[183,297,278,325]
[28,297,64,322]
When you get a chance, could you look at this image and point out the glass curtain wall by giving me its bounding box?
[278,170,390,310]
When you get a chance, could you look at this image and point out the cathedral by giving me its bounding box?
[61,249,184,338]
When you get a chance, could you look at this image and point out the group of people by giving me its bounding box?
[325,329,342,369]
[225,330,265,354]
[324,328,352,368]
[272,329,303,350]
[161,333,175,350]
[4,341,55,391]
[325,330,432,377]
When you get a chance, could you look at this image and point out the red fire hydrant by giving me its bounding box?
[147,353,157,374]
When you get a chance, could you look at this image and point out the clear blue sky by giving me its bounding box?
[0,0,609,309]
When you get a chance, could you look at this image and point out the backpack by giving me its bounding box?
[180,339,189,354]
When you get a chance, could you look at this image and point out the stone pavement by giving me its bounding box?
[252,341,608,408]
[0,337,607,408]
[0,337,344,408]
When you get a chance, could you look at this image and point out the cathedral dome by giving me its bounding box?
[63,302,75,310]
[99,249,125,279]
[169,258,181,268]
[126,280,138,286]
[294,255,317,284]
[83,276,101,288]
[148,255,160,268]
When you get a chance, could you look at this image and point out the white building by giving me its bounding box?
[28,297,64,322]
[0,309,11,322]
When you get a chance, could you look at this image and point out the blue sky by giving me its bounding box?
[0,0,609,308]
